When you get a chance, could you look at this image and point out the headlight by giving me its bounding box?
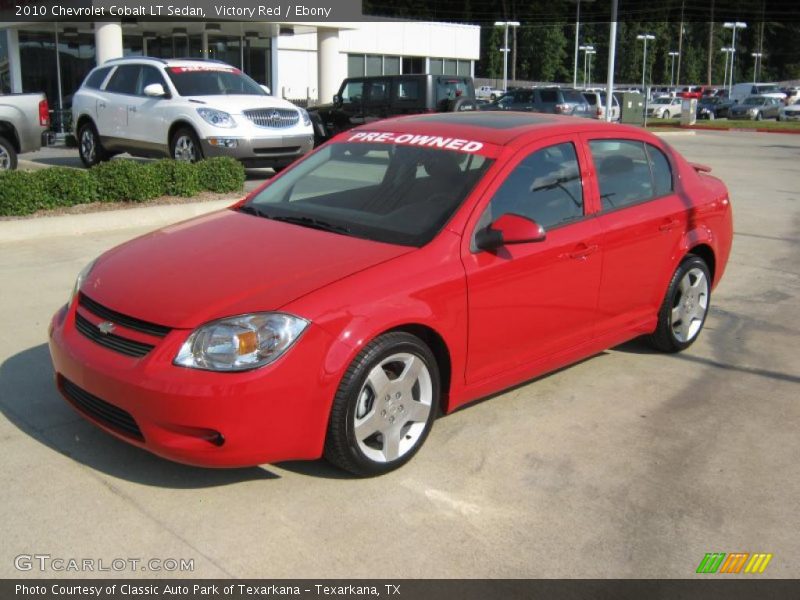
[68,259,96,308]
[174,313,309,372]
[197,108,236,128]
[748,108,759,115]
[298,107,311,127]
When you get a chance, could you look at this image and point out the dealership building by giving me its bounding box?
[0,20,480,112]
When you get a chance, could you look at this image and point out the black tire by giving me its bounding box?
[755,111,763,121]
[663,110,671,119]
[0,135,18,171]
[170,127,204,162]
[77,121,108,168]
[648,255,711,353]
[324,332,440,476]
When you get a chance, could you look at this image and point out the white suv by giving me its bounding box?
[72,57,314,170]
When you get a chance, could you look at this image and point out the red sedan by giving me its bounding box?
[48,112,733,476]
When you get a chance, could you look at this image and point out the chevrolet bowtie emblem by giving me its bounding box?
[97,321,116,335]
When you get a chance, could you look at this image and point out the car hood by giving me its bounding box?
[82,210,412,329]
[187,95,300,115]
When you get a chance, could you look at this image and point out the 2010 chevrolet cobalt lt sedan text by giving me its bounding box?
[49,112,733,476]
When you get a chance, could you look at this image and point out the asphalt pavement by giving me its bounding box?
[2,131,799,578]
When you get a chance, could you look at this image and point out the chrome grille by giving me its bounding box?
[244,108,300,129]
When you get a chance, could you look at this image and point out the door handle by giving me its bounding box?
[98,102,105,109]
[128,106,137,113]
[562,244,599,261]
[659,219,680,232]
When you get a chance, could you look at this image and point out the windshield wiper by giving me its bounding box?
[269,215,352,236]
[236,204,270,218]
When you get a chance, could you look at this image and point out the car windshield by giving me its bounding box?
[243,142,494,247]
[653,98,671,104]
[166,66,266,96]
[563,90,586,103]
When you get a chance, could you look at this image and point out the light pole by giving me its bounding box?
[586,49,596,88]
[723,21,747,93]
[603,0,618,122]
[668,51,679,87]
[570,0,596,89]
[637,34,655,94]
[579,45,595,89]
[494,21,520,92]
[751,52,762,83]
[721,47,733,89]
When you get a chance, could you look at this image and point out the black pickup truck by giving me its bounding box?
[308,74,478,145]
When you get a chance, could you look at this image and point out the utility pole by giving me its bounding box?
[494,21,520,92]
[676,0,685,88]
[707,0,715,86]
[604,0,618,122]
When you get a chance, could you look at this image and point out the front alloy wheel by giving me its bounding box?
[648,255,711,352]
[171,128,203,162]
[325,332,439,476]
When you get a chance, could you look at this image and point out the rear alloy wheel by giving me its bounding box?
[77,122,107,167]
[324,332,439,476]
[171,127,203,162]
[648,255,711,353]
[0,136,17,171]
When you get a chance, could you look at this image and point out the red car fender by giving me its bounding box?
[283,230,470,416]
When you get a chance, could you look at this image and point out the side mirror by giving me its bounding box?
[143,83,166,98]
[333,94,343,108]
[475,213,546,251]
[260,84,271,95]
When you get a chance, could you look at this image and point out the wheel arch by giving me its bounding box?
[167,120,200,147]
[0,120,21,152]
[75,114,96,135]
[386,323,453,412]
[688,243,716,284]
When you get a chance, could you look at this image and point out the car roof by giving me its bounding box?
[103,56,237,69]
[352,111,644,147]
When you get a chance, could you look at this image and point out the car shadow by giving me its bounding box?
[0,344,280,488]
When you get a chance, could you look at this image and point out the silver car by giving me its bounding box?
[729,95,782,121]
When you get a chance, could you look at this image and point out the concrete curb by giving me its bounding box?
[651,130,697,137]
[0,197,239,244]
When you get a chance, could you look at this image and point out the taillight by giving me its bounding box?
[555,103,570,114]
[39,99,50,127]
[596,107,603,117]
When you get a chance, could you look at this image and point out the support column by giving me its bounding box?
[270,34,280,96]
[7,29,23,93]
[317,27,340,104]
[95,21,123,65]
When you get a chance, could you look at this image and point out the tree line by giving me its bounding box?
[363,0,800,85]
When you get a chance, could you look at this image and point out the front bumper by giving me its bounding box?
[48,303,340,467]
[200,133,314,168]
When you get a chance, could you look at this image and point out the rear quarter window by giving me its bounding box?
[83,67,112,90]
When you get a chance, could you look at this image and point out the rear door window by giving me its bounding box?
[538,89,558,103]
[645,144,673,197]
[589,140,654,210]
[105,65,141,95]
[84,67,112,90]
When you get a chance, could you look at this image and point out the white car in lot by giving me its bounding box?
[646,96,683,119]
[72,57,314,169]
[779,99,800,121]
